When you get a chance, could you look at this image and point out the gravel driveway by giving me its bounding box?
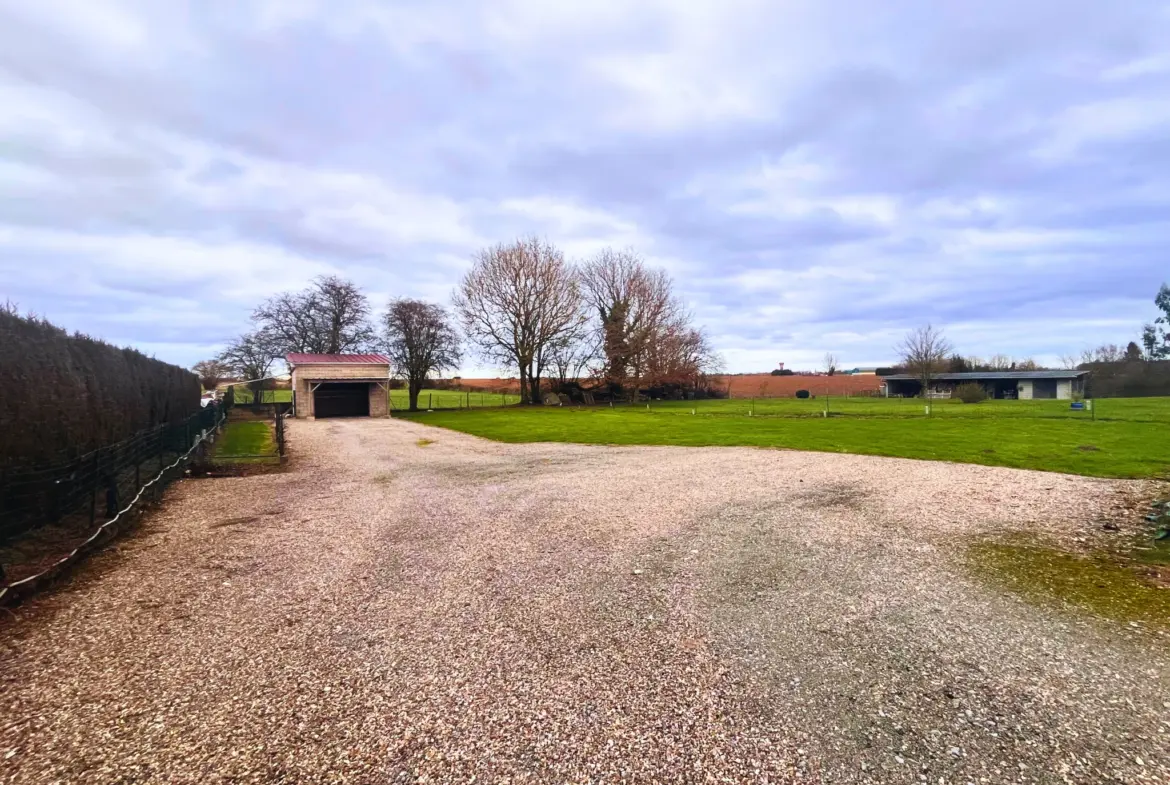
[2,418,1167,784]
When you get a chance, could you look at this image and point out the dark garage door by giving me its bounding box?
[314,383,370,418]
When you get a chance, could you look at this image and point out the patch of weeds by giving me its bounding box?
[416,438,435,447]
[966,533,1170,628]
[372,473,395,485]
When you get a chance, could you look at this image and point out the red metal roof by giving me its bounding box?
[286,353,390,365]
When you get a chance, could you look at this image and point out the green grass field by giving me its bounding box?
[213,421,277,460]
[229,389,294,404]
[396,397,1170,479]
[389,389,522,410]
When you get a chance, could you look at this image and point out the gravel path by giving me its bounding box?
[2,418,1167,784]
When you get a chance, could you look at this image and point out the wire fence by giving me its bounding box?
[589,395,1169,423]
[390,390,523,411]
[0,404,227,552]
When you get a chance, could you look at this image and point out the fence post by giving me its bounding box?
[429,393,432,410]
[89,450,99,528]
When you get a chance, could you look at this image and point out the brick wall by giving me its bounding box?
[369,384,388,417]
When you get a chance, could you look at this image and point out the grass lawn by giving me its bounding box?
[389,389,522,410]
[230,389,293,404]
[213,421,277,460]
[396,397,1170,479]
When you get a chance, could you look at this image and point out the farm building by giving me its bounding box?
[287,353,392,418]
[882,370,1089,400]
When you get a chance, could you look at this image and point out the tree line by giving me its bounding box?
[196,238,720,411]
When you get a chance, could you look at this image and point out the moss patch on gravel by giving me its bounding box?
[967,534,1170,628]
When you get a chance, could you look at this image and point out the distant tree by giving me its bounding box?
[1144,282,1170,360]
[1081,344,1124,365]
[382,299,462,412]
[1141,322,1160,360]
[770,368,795,376]
[453,237,586,404]
[947,354,971,373]
[192,359,232,391]
[896,325,953,397]
[253,275,376,356]
[823,352,838,376]
[985,354,1013,371]
[1059,354,1080,370]
[1125,341,1144,362]
[218,331,278,403]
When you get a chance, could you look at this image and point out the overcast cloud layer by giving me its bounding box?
[1,0,1168,373]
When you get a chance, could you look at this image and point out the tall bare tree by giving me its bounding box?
[823,352,838,376]
[896,324,953,397]
[192,359,233,391]
[579,248,684,396]
[218,331,279,403]
[253,275,375,355]
[382,299,462,411]
[453,237,586,404]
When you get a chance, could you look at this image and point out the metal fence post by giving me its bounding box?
[89,450,99,528]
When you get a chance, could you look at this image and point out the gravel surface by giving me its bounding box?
[2,418,1167,784]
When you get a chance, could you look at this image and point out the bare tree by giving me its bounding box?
[453,237,586,404]
[382,299,462,411]
[985,353,1013,371]
[253,275,376,355]
[218,331,279,403]
[896,325,953,397]
[579,248,685,398]
[642,322,722,392]
[823,352,838,376]
[192,359,233,390]
[545,329,602,392]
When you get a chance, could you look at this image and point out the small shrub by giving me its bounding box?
[956,383,988,404]
[796,389,810,399]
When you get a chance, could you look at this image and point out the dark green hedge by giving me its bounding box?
[0,311,200,469]
[1083,360,1170,398]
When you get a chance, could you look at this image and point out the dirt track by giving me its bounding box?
[1,418,1167,784]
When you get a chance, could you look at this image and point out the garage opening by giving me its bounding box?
[1032,380,1057,399]
[313,382,370,418]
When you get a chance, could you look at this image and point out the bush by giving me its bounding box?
[0,311,200,468]
[955,383,988,404]
[770,368,795,376]
[795,389,810,399]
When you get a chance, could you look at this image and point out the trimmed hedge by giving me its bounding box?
[0,311,200,469]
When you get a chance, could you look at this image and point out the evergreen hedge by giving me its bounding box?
[0,311,200,469]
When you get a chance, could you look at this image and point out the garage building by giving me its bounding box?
[882,370,1089,400]
[287,353,392,418]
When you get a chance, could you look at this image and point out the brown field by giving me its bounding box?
[456,374,884,398]
[717,373,883,397]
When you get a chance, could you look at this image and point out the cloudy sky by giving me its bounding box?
[2,1,1168,374]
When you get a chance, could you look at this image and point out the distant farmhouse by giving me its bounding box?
[882,370,1089,400]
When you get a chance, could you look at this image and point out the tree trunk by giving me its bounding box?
[408,380,421,412]
[528,373,541,406]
